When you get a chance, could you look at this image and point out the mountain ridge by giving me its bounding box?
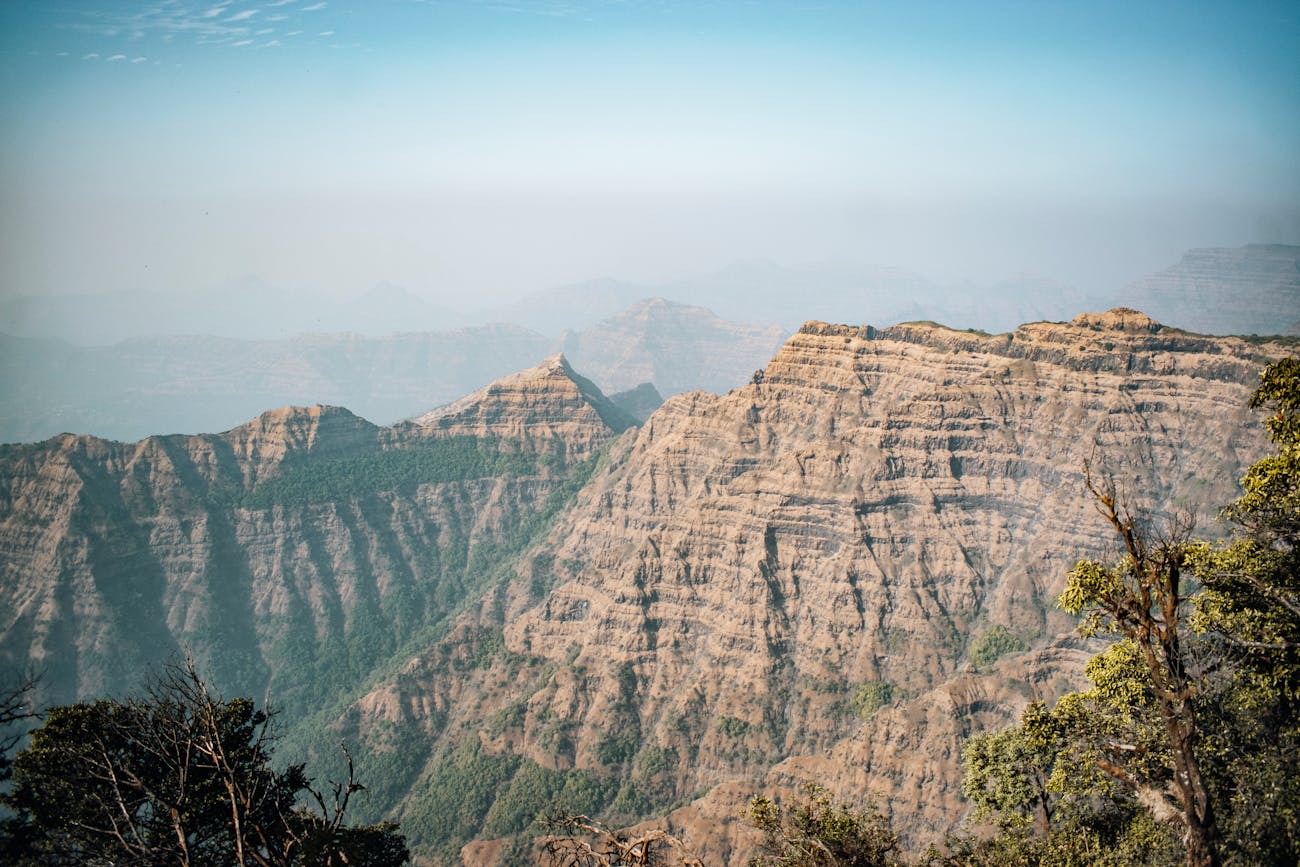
[0,309,1290,863]
[316,309,1285,862]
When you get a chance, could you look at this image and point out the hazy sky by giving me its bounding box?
[1,0,1297,303]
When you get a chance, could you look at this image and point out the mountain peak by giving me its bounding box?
[220,404,380,481]
[413,354,636,453]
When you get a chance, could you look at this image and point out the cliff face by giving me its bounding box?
[1,310,1288,863]
[0,355,624,716]
[414,354,637,449]
[334,310,1285,862]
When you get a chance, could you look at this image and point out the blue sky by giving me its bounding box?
[1,0,1297,302]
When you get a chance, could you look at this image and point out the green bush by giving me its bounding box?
[716,715,751,739]
[970,625,1027,670]
[850,680,895,720]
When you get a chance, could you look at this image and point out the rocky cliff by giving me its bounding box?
[1,310,1289,864]
[326,310,1287,862]
[0,354,624,719]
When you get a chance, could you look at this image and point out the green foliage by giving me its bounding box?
[961,701,1058,833]
[745,782,902,867]
[606,778,655,824]
[1184,356,1300,864]
[957,656,1182,865]
[636,743,675,778]
[968,625,1027,670]
[553,769,620,817]
[716,715,752,738]
[400,738,519,861]
[849,680,895,720]
[243,436,534,509]
[959,358,1300,866]
[481,760,569,838]
[0,664,407,866]
[595,729,640,766]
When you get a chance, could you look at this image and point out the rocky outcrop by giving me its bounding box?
[414,354,636,451]
[341,310,1285,862]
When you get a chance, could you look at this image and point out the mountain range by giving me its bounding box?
[0,307,1289,864]
[4,244,1293,347]
[0,299,786,444]
[2,244,1293,450]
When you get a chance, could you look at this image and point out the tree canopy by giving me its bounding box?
[1,661,408,867]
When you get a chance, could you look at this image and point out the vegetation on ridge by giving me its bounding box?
[241,435,536,509]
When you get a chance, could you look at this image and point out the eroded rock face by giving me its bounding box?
[2,309,1289,862]
[414,354,636,449]
[0,358,627,712]
[351,311,1286,862]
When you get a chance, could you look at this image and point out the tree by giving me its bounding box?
[958,645,1182,866]
[745,782,902,867]
[539,814,702,866]
[0,672,39,780]
[1185,357,1300,865]
[962,358,1300,867]
[1058,463,1217,867]
[2,660,408,867]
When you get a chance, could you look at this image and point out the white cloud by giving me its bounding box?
[107,54,128,61]
[265,39,282,46]
[318,30,334,36]
[82,52,100,59]
[131,56,148,63]
[64,0,351,55]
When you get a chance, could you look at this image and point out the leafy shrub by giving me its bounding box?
[970,625,1027,670]
[716,715,751,739]
[850,680,895,720]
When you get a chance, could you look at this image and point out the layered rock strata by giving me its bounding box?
[0,355,624,714]
[345,311,1286,862]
